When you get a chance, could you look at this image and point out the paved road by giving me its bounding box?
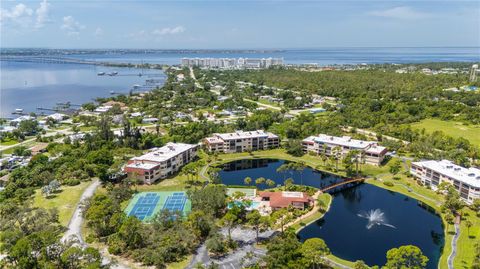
[62,179,101,244]
[61,179,131,269]
[447,223,460,269]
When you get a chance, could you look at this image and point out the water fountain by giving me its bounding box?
[358,209,396,229]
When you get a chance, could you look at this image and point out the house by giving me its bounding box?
[94,106,112,113]
[411,160,480,204]
[123,142,199,184]
[10,115,35,126]
[302,134,388,165]
[204,130,280,153]
[259,191,313,210]
[103,101,128,110]
[46,113,68,122]
[29,143,49,156]
[142,117,159,124]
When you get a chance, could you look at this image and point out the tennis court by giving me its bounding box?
[125,191,192,222]
[227,187,257,198]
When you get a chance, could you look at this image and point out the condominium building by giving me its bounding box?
[411,160,480,204]
[302,134,388,165]
[181,57,284,69]
[204,130,280,153]
[124,142,199,184]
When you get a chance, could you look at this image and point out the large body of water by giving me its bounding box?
[68,47,480,65]
[0,61,165,118]
[2,47,478,117]
[218,159,444,268]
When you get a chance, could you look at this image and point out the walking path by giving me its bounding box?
[61,179,101,244]
[61,179,131,269]
[447,223,460,269]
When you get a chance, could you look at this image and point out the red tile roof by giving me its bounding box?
[259,191,313,208]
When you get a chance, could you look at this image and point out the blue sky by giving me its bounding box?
[1,0,479,48]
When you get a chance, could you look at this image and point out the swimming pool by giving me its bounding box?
[227,201,261,210]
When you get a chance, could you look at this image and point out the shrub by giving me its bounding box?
[64,178,80,186]
[383,181,394,187]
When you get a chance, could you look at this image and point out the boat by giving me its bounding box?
[97,72,105,76]
[15,108,23,113]
[107,71,118,76]
[132,84,141,89]
[110,90,115,95]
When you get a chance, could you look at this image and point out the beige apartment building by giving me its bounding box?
[411,160,480,204]
[302,134,388,165]
[204,130,280,153]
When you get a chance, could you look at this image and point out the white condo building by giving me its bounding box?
[124,142,199,184]
[181,57,284,69]
[302,134,388,165]
[204,130,280,153]
[411,160,480,204]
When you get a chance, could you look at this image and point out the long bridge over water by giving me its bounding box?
[0,55,105,65]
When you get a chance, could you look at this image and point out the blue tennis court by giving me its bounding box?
[128,193,160,220]
[163,192,187,212]
[125,191,192,222]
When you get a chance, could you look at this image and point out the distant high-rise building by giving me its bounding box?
[180,57,284,69]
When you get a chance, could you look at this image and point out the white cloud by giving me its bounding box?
[61,15,85,36]
[369,6,430,20]
[35,0,50,29]
[0,3,33,26]
[94,27,103,37]
[152,26,185,36]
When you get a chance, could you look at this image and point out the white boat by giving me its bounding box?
[97,72,105,76]
[15,108,23,113]
[110,90,115,94]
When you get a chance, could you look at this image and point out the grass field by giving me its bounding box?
[32,181,91,226]
[410,118,480,146]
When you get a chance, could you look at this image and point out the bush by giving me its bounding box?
[64,178,80,186]
[107,234,126,255]
[383,181,394,187]
[393,176,401,180]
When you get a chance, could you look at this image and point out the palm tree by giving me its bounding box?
[466,220,473,236]
[276,163,290,181]
[255,177,266,186]
[284,178,294,189]
[266,179,275,188]
[350,150,361,176]
[332,146,342,171]
[244,176,252,186]
[294,161,306,186]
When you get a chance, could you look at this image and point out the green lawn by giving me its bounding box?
[32,181,91,226]
[0,138,19,146]
[455,208,480,269]
[293,193,332,231]
[410,118,480,146]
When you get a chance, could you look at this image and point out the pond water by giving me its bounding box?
[218,159,444,268]
[217,159,343,190]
